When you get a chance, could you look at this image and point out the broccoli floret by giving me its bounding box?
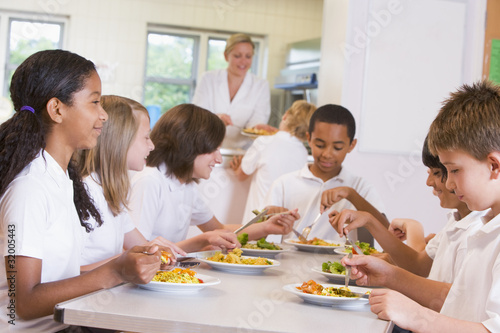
[256,238,281,250]
[237,233,249,246]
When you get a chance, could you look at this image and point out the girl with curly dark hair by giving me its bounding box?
[0,50,165,331]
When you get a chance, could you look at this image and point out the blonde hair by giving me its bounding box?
[427,80,500,160]
[283,100,317,141]
[76,95,149,216]
[224,33,255,56]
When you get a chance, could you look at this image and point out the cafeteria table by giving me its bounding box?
[54,246,394,333]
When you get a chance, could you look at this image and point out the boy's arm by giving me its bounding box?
[389,218,427,252]
[330,210,434,277]
[322,187,390,228]
[343,255,450,311]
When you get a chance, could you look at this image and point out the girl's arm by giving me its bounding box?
[11,245,162,320]
[200,211,299,241]
[123,228,186,256]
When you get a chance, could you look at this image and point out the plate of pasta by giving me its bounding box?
[138,268,220,293]
[198,248,280,274]
[284,238,345,253]
[241,128,277,138]
[283,280,370,307]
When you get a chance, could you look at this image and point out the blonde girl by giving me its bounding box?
[76,95,184,270]
[231,100,317,223]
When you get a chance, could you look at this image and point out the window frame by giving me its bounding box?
[143,24,267,111]
[0,12,67,98]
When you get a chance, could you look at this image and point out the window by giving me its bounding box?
[0,13,65,123]
[143,26,266,118]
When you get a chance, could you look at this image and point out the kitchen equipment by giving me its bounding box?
[234,209,268,234]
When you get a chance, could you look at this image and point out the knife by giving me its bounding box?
[233,209,269,234]
[345,233,364,255]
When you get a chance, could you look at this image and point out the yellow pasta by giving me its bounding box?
[152,268,202,284]
[206,248,272,265]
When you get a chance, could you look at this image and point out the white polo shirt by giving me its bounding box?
[240,131,308,223]
[80,174,135,265]
[265,164,385,242]
[425,210,486,283]
[440,211,500,331]
[0,150,84,332]
[129,165,214,242]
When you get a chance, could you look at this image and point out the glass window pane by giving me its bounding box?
[207,38,227,71]
[146,33,194,79]
[143,82,191,115]
[9,20,61,66]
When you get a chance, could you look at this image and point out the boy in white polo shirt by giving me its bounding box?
[342,81,500,332]
[265,104,388,244]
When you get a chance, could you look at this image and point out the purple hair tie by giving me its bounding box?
[20,105,35,114]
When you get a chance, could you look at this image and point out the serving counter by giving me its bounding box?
[54,249,393,333]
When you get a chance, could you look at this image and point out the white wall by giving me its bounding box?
[0,0,323,102]
[319,0,486,235]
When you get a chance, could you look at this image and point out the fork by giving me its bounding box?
[160,261,200,271]
[301,206,337,240]
[291,227,308,243]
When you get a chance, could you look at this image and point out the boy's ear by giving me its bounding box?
[347,138,357,152]
[306,132,311,143]
[45,97,63,124]
[488,152,500,179]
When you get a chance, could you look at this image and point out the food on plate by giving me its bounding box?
[322,261,346,275]
[292,237,341,246]
[243,127,277,136]
[237,233,249,246]
[152,268,203,284]
[206,248,272,265]
[160,250,172,264]
[242,238,282,250]
[344,241,379,255]
[296,280,357,298]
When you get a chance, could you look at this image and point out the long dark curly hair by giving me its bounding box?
[0,49,103,232]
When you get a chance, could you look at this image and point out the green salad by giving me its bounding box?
[344,241,379,255]
[242,237,282,250]
[322,261,346,275]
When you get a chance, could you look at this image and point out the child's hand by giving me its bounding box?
[253,123,278,133]
[321,187,351,212]
[341,253,395,287]
[217,113,233,126]
[369,289,426,330]
[263,205,289,215]
[204,229,241,250]
[147,236,187,257]
[113,245,165,284]
[328,209,374,237]
[262,208,300,235]
[230,155,242,171]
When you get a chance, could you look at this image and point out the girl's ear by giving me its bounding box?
[488,152,500,179]
[46,97,63,123]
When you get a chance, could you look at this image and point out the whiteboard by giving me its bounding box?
[358,0,467,154]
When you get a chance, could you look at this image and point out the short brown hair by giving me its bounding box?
[147,104,225,183]
[427,80,500,160]
[284,100,317,141]
[224,33,255,56]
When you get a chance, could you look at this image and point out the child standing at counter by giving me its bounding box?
[230,100,317,223]
[0,50,163,332]
[265,104,387,243]
[129,104,299,252]
[76,95,184,270]
[342,81,500,332]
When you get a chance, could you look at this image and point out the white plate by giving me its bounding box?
[198,256,280,274]
[283,283,370,307]
[240,243,289,258]
[334,248,352,256]
[284,239,345,253]
[138,273,220,293]
[311,267,353,284]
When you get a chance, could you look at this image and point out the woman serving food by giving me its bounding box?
[192,33,274,149]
